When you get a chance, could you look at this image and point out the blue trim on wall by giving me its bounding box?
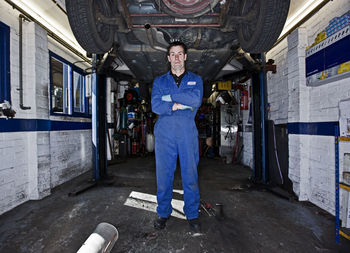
[287,121,339,136]
[51,120,92,131]
[2,120,337,135]
[0,118,91,132]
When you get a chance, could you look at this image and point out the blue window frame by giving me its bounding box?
[0,21,10,103]
[49,51,91,117]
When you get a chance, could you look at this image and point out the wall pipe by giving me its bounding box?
[5,0,91,64]
[18,14,31,110]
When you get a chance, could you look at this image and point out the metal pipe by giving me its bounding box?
[120,0,132,29]
[95,9,129,33]
[18,14,31,110]
[5,0,91,64]
[77,222,119,253]
[135,23,221,28]
[144,25,167,52]
[129,13,220,17]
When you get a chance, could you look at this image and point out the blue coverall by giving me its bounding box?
[151,71,203,220]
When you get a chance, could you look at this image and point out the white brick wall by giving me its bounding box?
[310,80,350,122]
[241,132,253,168]
[266,39,289,124]
[37,132,51,197]
[50,130,92,188]
[0,1,93,215]
[266,0,350,215]
[0,132,30,214]
[288,134,311,201]
[308,135,335,213]
[287,27,310,123]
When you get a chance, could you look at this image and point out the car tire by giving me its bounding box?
[66,0,114,54]
[238,0,290,53]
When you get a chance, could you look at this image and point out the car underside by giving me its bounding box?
[66,0,290,83]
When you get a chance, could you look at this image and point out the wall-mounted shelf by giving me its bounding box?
[307,71,350,87]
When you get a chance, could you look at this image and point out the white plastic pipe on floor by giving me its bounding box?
[77,223,119,253]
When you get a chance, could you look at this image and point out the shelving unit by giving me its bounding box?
[335,130,350,243]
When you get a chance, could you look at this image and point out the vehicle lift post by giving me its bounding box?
[68,55,110,196]
[251,53,268,183]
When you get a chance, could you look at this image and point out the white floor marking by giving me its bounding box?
[124,191,186,219]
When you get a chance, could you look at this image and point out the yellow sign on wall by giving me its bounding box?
[217,81,232,90]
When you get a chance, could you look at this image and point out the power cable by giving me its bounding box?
[272,121,284,184]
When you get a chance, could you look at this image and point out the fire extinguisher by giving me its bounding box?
[240,90,248,110]
[132,139,138,155]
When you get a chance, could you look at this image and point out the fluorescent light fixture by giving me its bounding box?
[11,0,87,56]
[279,0,324,39]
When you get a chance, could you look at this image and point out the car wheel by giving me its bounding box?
[238,0,290,53]
[66,0,114,54]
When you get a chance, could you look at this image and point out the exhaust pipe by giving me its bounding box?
[77,223,119,253]
[144,24,167,52]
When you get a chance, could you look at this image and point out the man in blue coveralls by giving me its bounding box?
[151,41,203,232]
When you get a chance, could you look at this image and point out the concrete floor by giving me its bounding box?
[0,156,349,253]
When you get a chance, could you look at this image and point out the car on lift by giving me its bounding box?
[65,0,290,83]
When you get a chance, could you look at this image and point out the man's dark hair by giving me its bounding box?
[167,41,187,55]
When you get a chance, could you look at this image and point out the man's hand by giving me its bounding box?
[172,103,194,111]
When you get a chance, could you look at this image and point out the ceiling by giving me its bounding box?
[8,0,323,79]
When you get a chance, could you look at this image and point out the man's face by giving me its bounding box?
[167,45,187,72]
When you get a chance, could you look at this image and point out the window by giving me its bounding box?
[50,52,91,117]
[73,70,85,113]
[50,56,71,114]
[85,73,93,115]
[0,21,10,103]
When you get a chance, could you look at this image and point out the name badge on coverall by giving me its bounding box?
[187,81,196,86]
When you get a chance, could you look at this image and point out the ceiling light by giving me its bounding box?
[279,0,324,39]
[11,0,86,56]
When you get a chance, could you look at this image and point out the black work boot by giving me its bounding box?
[188,218,201,233]
[154,216,169,230]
